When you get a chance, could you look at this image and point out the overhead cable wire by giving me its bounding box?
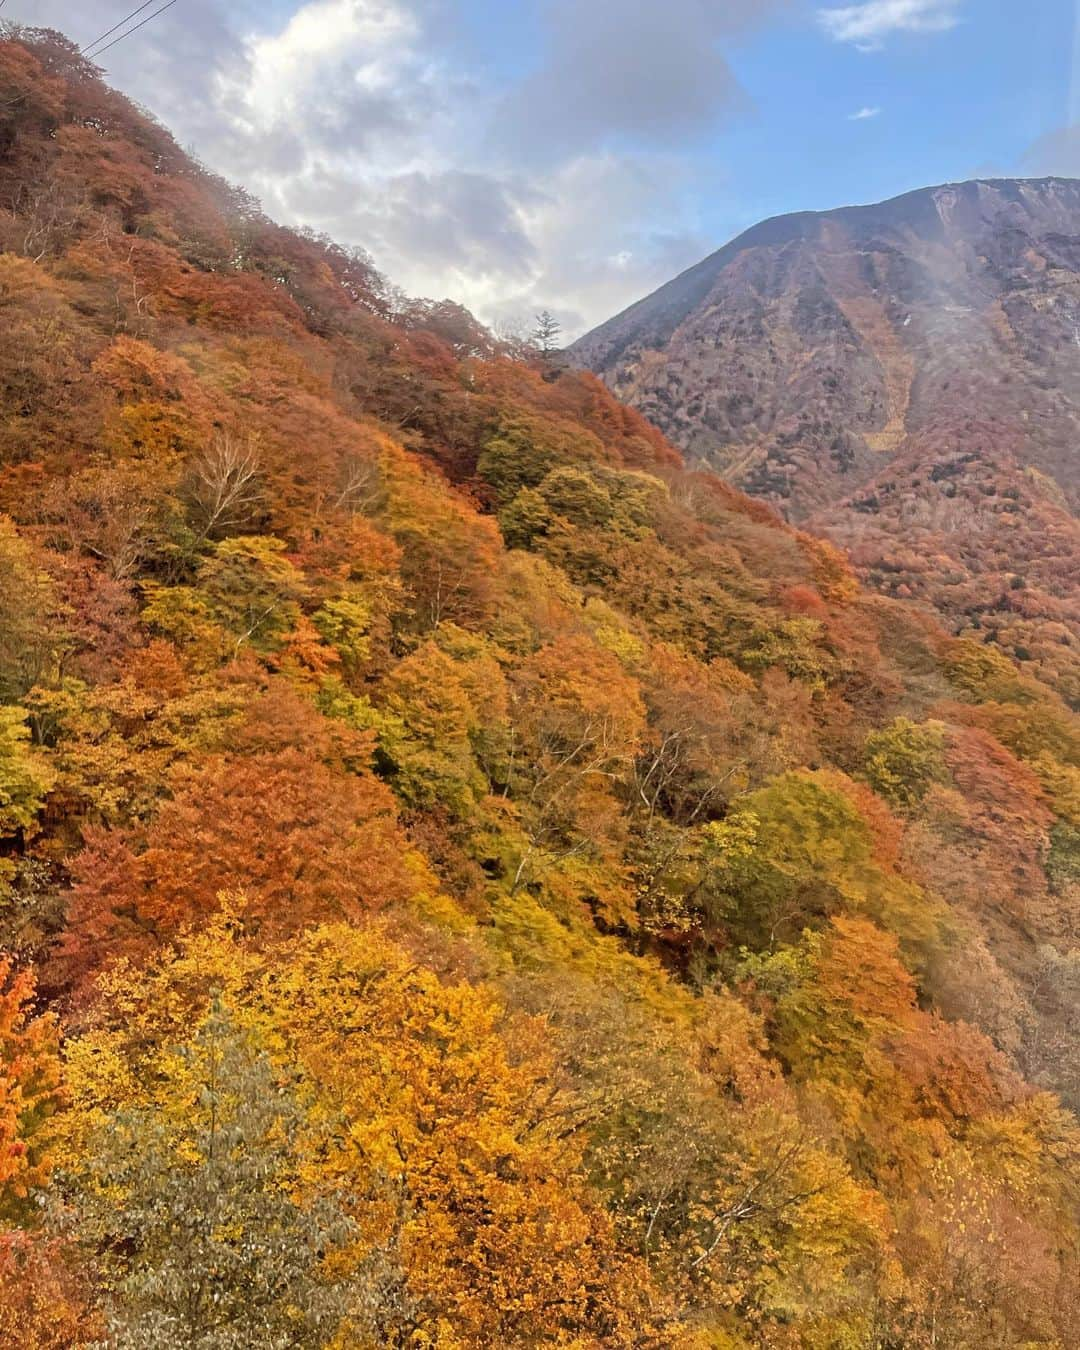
[82,1,159,57]
[84,0,179,61]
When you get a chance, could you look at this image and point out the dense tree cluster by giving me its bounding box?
[1,27,1080,1347]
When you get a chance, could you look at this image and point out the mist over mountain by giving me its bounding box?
[572,178,1080,702]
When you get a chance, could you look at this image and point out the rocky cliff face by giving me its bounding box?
[572,179,1080,703]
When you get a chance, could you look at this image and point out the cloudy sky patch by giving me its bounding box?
[4,1,1077,335]
[818,0,962,49]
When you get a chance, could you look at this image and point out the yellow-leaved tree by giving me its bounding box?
[58,913,669,1347]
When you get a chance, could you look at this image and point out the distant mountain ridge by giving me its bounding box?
[571,177,1080,703]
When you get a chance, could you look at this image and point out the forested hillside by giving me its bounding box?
[571,179,1080,706]
[2,27,1080,1348]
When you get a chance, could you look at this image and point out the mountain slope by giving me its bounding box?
[2,27,1080,1347]
[572,178,1080,702]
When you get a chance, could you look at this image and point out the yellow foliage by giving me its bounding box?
[62,916,669,1346]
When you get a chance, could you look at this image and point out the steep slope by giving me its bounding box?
[2,27,1080,1348]
[572,178,1080,702]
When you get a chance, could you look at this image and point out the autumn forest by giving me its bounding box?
[1,25,1080,1349]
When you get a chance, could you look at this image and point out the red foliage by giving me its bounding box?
[58,746,415,993]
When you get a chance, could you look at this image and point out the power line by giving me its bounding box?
[82,1,159,57]
[84,0,179,62]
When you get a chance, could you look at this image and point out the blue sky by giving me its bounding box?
[7,0,1080,335]
[721,1,1075,236]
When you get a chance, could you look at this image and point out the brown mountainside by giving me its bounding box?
[572,179,1080,703]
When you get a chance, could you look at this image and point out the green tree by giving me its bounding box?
[0,706,53,836]
[702,771,944,957]
[536,466,615,529]
[861,718,948,809]
[70,1007,389,1349]
[497,486,552,549]
[198,535,307,655]
[0,517,64,702]
[532,309,562,356]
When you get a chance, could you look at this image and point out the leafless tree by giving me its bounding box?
[334,454,381,516]
[185,432,266,541]
[9,180,88,263]
[505,710,632,895]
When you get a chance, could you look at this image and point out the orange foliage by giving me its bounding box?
[58,742,416,990]
[0,959,60,1217]
[0,1232,96,1349]
[1,28,1079,1345]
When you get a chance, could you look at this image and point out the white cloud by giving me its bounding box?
[3,0,766,336]
[484,153,713,336]
[494,0,790,165]
[819,0,961,49]
[237,0,419,128]
[848,105,882,119]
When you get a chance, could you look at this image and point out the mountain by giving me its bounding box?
[571,178,1080,704]
[2,27,1080,1348]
